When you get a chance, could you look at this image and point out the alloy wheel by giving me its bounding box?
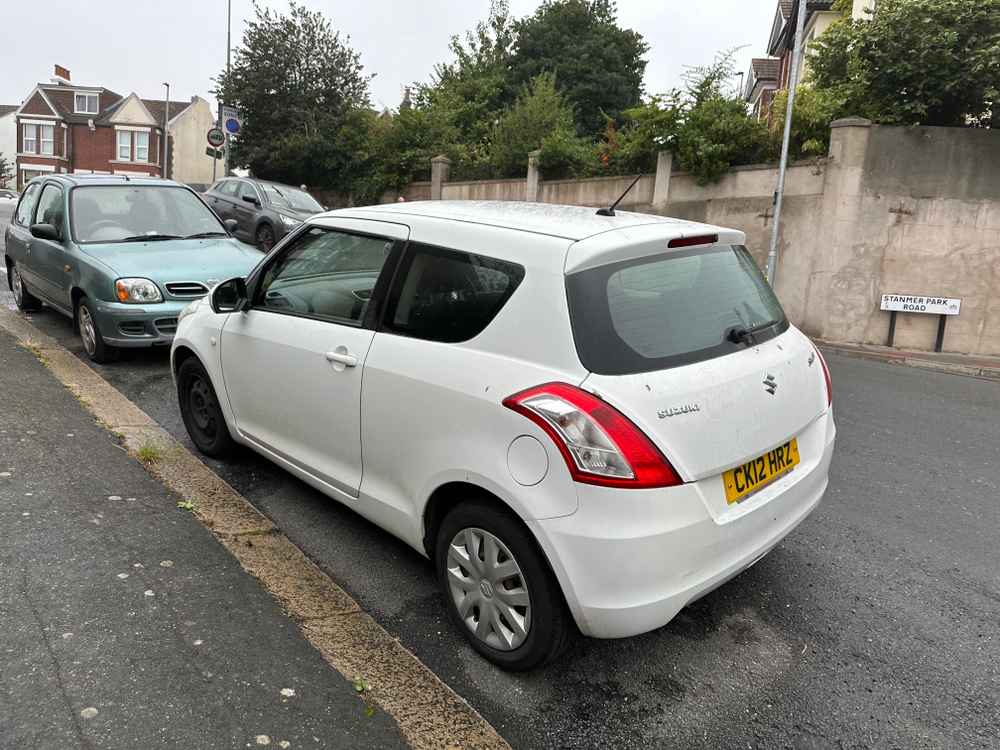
[12,268,23,306]
[78,305,97,356]
[446,527,532,651]
[257,226,275,252]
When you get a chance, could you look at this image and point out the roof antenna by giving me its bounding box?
[596,174,642,217]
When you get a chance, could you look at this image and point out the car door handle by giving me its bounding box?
[325,350,358,367]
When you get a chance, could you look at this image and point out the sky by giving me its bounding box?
[0,0,776,112]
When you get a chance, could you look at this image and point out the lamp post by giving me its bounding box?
[765,0,807,285]
[162,82,170,179]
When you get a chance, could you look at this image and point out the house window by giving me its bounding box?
[135,131,149,162]
[74,93,99,114]
[117,130,132,160]
[40,124,54,155]
[23,124,36,153]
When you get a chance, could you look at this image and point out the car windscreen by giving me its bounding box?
[262,184,322,213]
[71,185,226,244]
[566,245,789,375]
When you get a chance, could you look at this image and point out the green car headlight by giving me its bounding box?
[115,278,163,304]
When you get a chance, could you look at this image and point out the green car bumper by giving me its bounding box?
[91,298,195,348]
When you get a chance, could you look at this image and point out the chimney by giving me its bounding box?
[53,64,71,83]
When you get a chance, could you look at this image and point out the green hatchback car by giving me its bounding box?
[4,175,263,362]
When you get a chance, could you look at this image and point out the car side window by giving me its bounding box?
[253,226,395,325]
[13,183,41,226]
[34,184,65,236]
[382,243,525,343]
[238,182,259,203]
[218,180,239,197]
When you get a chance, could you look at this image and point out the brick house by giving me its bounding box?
[15,65,217,189]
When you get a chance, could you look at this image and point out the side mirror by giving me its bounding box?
[30,223,60,241]
[223,219,238,234]
[210,277,248,314]
[242,195,260,206]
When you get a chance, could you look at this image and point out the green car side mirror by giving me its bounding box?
[30,223,60,241]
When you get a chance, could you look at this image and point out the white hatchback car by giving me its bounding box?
[171,201,835,670]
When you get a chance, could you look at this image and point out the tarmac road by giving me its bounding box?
[3,203,999,748]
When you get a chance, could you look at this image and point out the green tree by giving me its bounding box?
[214,1,371,190]
[511,0,648,135]
[616,51,773,184]
[422,0,517,150]
[808,0,1000,126]
[489,72,578,177]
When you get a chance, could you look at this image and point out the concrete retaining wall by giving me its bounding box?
[392,123,1000,356]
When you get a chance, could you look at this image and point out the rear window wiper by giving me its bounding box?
[119,234,182,242]
[726,319,781,345]
[184,232,228,239]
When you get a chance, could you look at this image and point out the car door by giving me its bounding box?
[25,182,73,311]
[4,182,41,273]
[234,181,261,238]
[211,180,239,224]
[220,218,409,498]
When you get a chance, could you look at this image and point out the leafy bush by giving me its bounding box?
[808,0,1000,126]
[538,127,594,179]
[769,86,843,159]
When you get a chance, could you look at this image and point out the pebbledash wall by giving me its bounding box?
[394,119,1000,357]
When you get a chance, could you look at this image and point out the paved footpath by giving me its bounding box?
[0,328,406,749]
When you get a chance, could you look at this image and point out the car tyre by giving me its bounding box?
[10,263,41,312]
[255,224,275,253]
[76,297,119,364]
[436,499,572,671]
[177,357,235,458]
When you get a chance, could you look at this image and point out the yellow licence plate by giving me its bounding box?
[723,439,800,505]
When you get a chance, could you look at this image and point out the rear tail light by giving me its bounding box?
[814,346,833,406]
[502,382,682,489]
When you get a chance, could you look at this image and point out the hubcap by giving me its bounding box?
[188,377,217,438]
[447,527,531,651]
[258,228,274,251]
[12,268,23,305]
[78,305,97,355]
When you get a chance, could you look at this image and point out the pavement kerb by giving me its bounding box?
[817,341,1000,382]
[0,307,510,750]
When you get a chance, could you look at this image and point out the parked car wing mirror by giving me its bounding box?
[242,195,260,206]
[223,219,238,234]
[210,277,248,314]
[30,223,60,241]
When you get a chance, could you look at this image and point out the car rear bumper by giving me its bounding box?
[92,298,196,348]
[535,410,836,639]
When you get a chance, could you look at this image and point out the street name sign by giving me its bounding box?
[880,294,961,316]
[205,146,224,160]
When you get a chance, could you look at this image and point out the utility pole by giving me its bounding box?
[765,0,807,285]
[162,82,170,180]
[224,0,232,177]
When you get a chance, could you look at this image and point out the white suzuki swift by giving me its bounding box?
[171,200,835,671]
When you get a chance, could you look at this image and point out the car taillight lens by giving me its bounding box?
[502,382,682,489]
[814,346,833,406]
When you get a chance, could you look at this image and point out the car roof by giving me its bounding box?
[338,200,725,242]
[30,174,186,189]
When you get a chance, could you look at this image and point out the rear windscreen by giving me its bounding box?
[566,245,788,375]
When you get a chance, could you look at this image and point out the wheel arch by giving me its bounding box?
[171,344,199,377]
[70,286,86,321]
[3,255,12,291]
